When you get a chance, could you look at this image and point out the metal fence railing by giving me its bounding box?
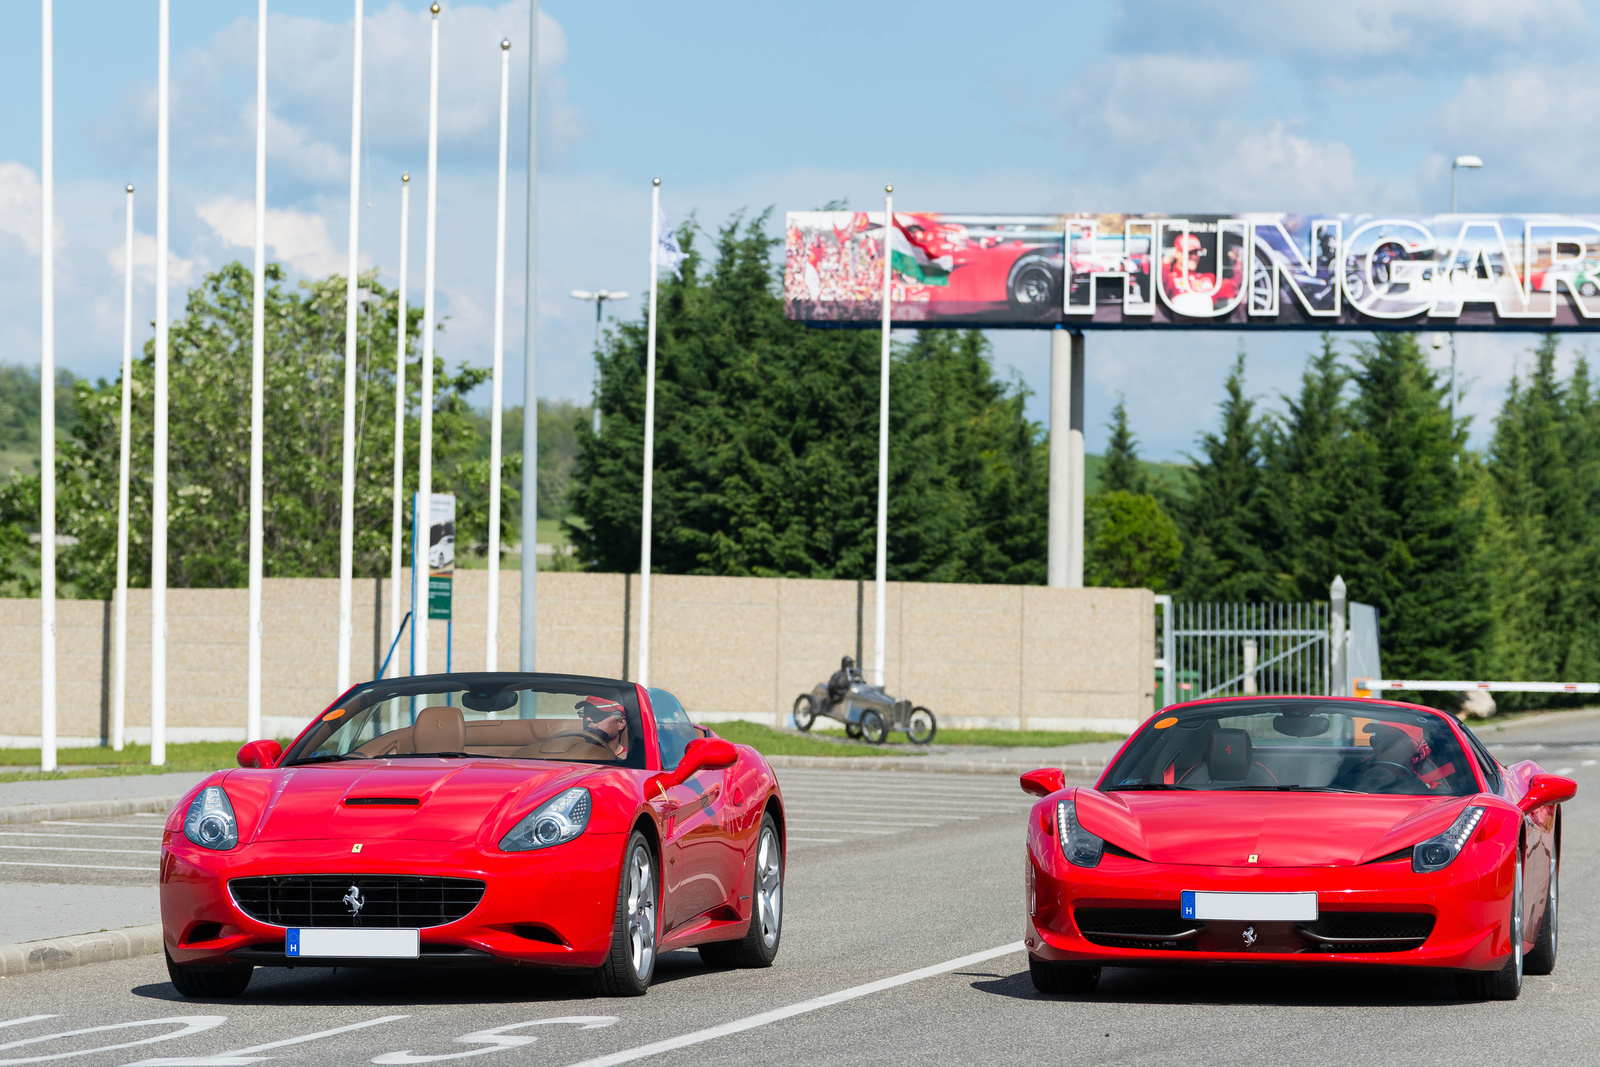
[1159,601,1330,705]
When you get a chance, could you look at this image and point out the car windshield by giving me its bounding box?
[281,674,646,769]
[1102,701,1480,796]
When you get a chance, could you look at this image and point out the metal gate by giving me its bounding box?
[1154,598,1330,707]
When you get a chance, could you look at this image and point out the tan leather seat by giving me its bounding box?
[413,705,466,754]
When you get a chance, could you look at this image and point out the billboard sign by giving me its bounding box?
[427,493,455,621]
[784,211,1600,331]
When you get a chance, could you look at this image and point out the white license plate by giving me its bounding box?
[1181,891,1317,922]
[286,928,420,958]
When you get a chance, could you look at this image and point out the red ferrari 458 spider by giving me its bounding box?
[160,672,785,998]
[1022,696,1575,1000]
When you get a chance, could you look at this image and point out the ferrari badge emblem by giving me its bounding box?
[351,843,363,853]
[343,885,365,917]
[1242,926,1257,947]
[1247,854,1258,863]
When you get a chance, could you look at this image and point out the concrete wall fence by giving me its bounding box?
[0,572,1155,746]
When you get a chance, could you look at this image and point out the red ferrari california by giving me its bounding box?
[1022,696,1574,1000]
[160,672,785,998]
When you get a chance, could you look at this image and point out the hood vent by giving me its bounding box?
[344,797,421,807]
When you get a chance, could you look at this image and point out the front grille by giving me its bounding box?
[1074,908,1202,950]
[1299,912,1433,952]
[230,875,485,929]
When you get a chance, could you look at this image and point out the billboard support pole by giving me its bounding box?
[1069,331,1085,587]
[1047,327,1069,587]
[873,185,892,688]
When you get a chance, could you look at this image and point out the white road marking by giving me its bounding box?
[0,1016,226,1066]
[0,845,156,856]
[0,859,157,872]
[41,822,168,830]
[786,826,900,835]
[372,1017,618,1064]
[556,942,1026,1067]
[130,1015,410,1066]
[1583,760,1597,767]
[792,808,980,820]
[782,819,940,828]
[134,813,165,817]
[784,837,843,844]
[1557,767,1576,775]
[0,832,163,841]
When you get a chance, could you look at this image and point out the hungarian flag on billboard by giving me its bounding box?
[890,216,952,286]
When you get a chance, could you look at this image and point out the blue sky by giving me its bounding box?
[3,0,1599,461]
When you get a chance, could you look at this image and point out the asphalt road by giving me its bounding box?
[2,719,1597,1067]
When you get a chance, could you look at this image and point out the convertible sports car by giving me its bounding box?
[160,672,785,998]
[1022,696,1575,1000]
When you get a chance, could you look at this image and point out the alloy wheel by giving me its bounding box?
[626,845,657,979]
[756,826,782,949]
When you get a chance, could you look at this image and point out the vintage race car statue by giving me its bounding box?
[1022,696,1574,1000]
[160,672,784,998]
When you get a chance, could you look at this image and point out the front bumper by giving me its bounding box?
[161,831,627,970]
[1025,821,1516,973]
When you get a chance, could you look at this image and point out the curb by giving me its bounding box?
[766,755,1103,777]
[0,924,164,978]
[0,795,182,825]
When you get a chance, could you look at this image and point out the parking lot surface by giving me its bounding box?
[2,720,1597,1066]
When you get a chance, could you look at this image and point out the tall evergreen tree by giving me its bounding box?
[1101,397,1148,495]
[1174,354,1280,600]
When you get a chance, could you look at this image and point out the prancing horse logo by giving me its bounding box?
[343,885,364,918]
[1242,925,1257,947]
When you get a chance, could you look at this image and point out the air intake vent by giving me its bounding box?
[344,797,421,806]
[230,875,485,929]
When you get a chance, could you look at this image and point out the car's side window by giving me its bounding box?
[650,688,698,772]
[1460,725,1504,795]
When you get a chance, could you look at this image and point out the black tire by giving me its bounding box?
[792,694,817,732]
[165,950,252,998]
[1525,848,1559,976]
[588,831,659,996]
[699,813,783,970]
[1456,856,1523,1001]
[1005,253,1060,316]
[907,706,937,745]
[1028,956,1100,995]
[845,722,863,740]
[860,710,888,745]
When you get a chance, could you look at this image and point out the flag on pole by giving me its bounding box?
[656,215,687,279]
[888,214,952,286]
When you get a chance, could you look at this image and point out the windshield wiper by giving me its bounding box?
[284,753,365,766]
[1106,783,1192,791]
[385,751,491,759]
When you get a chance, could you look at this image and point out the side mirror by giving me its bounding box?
[1518,773,1577,814]
[237,739,283,769]
[646,738,738,798]
[1020,767,1066,798]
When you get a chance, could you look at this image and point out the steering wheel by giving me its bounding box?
[544,729,603,745]
[1357,759,1428,793]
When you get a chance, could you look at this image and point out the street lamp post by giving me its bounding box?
[1451,155,1483,213]
[569,289,629,433]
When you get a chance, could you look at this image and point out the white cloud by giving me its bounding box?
[106,231,197,288]
[196,196,346,278]
[0,162,43,257]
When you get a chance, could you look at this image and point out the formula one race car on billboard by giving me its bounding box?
[160,673,785,998]
[1021,696,1574,1000]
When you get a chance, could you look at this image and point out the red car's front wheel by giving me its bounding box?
[590,832,659,996]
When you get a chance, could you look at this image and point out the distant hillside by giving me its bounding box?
[1084,453,1190,498]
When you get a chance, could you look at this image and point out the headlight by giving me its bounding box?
[500,787,592,852]
[1412,805,1484,873]
[183,786,239,850]
[1057,797,1104,868]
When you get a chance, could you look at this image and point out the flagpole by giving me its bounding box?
[416,1,441,676]
[873,184,892,688]
[336,0,364,693]
[152,0,170,767]
[39,0,56,772]
[519,0,539,673]
[638,178,660,688]
[389,173,409,677]
[485,38,511,672]
[114,182,134,752]
[246,0,267,743]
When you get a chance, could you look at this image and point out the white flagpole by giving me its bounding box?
[638,178,660,688]
[336,0,364,693]
[246,0,267,743]
[519,0,539,673]
[416,2,441,676]
[389,174,409,676]
[39,0,56,771]
[873,185,892,688]
[152,0,170,767]
[485,39,510,672]
[114,183,134,752]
